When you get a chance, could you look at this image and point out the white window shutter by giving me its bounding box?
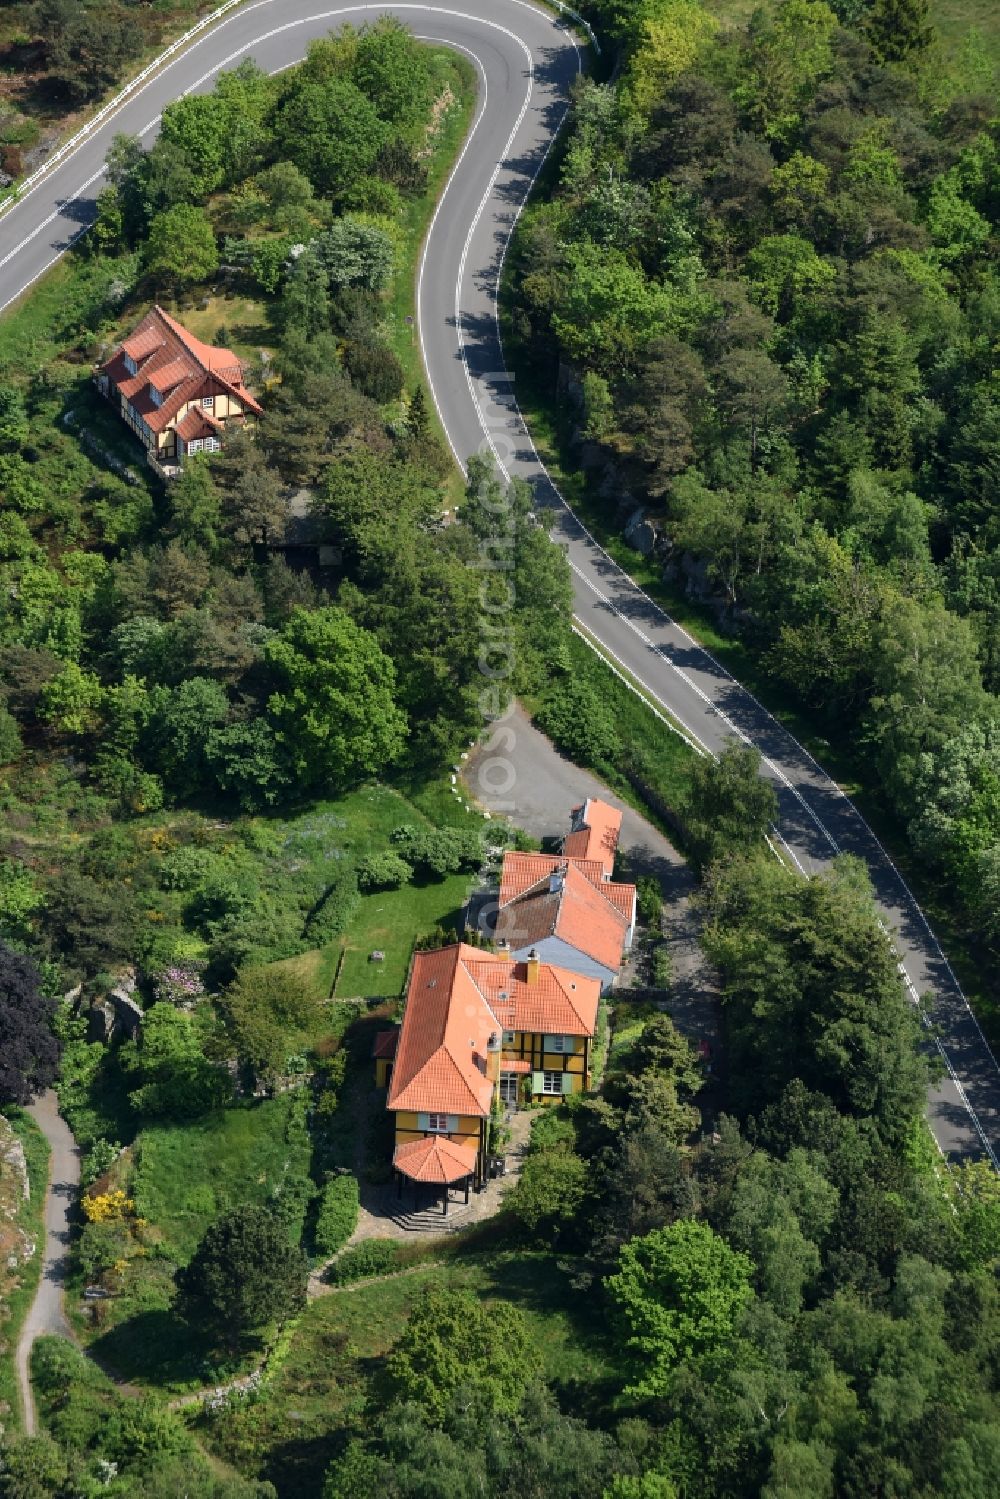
[531,1071,544,1095]
[417,1112,429,1131]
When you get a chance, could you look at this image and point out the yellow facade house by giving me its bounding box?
[382,943,601,1211]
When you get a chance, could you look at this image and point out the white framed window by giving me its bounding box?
[123,353,137,376]
[188,438,204,454]
[545,1034,571,1053]
[426,1113,449,1132]
[540,1071,562,1096]
[201,395,214,409]
[204,436,221,452]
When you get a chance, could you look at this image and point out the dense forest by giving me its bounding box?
[0,22,569,990]
[512,0,1000,966]
[313,843,1000,1499]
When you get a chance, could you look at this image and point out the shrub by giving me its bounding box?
[652,944,672,990]
[329,1238,401,1284]
[81,1137,121,1188]
[83,1189,134,1224]
[389,824,482,878]
[636,875,662,928]
[78,1219,131,1283]
[537,674,621,765]
[357,850,412,891]
[314,1173,360,1256]
[303,867,359,945]
[343,339,405,403]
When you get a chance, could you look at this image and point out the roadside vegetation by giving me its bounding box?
[0,1108,47,1432]
[0,2,227,179]
[513,0,1000,1040]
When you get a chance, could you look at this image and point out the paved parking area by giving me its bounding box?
[463,706,719,1053]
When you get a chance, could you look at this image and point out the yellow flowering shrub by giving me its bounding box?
[83,1190,135,1224]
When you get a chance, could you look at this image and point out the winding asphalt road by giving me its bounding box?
[1,0,998,1163]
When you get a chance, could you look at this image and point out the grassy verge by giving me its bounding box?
[385,48,477,507]
[523,631,699,843]
[199,1250,619,1494]
[0,1109,49,1432]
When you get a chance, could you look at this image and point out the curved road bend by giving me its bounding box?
[16,1091,80,1434]
[0,1,997,1162]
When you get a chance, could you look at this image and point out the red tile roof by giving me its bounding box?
[147,356,191,395]
[101,305,262,437]
[174,408,217,443]
[494,858,634,974]
[563,798,622,877]
[372,1029,398,1060]
[500,852,605,905]
[464,952,599,1036]
[394,1135,478,1184]
[387,945,600,1120]
[122,324,166,363]
[387,947,498,1118]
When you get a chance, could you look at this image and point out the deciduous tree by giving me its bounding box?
[175,1205,307,1351]
[0,943,60,1106]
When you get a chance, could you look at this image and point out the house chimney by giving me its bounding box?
[526,949,540,986]
[486,1030,502,1084]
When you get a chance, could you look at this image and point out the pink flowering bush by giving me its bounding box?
[152,963,206,1007]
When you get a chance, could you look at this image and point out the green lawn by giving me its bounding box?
[0,1109,49,1432]
[132,1093,311,1263]
[173,290,276,365]
[75,1092,312,1389]
[201,1250,620,1495]
[259,781,483,1001]
[333,875,470,998]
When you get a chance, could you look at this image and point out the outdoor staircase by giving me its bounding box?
[389,1200,474,1234]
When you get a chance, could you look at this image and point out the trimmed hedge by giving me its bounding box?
[328,1239,402,1285]
[315,1173,359,1256]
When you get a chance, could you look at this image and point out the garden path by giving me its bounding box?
[15,1090,80,1435]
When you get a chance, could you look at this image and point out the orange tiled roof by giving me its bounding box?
[563,798,622,877]
[499,852,605,905]
[147,356,191,395]
[101,306,262,436]
[494,858,634,973]
[394,1135,478,1184]
[464,952,599,1036]
[121,324,166,363]
[387,947,498,1117]
[387,945,601,1120]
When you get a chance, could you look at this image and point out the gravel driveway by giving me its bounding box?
[464,705,718,1051]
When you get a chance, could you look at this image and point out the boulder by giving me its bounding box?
[624,507,659,557]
